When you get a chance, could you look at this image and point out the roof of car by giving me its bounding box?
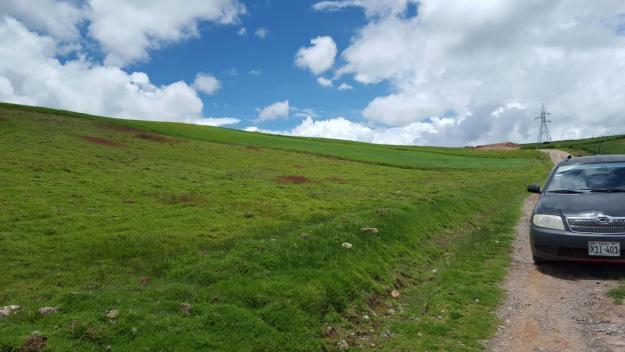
[560,154,625,165]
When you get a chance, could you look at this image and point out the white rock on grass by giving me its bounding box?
[180,303,192,315]
[0,305,20,317]
[38,307,59,316]
[360,227,379,234]
[342,242,353,249]
[106,309,119,319]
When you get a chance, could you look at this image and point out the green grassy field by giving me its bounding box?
[0,103,550,351]
[523,134,625,155]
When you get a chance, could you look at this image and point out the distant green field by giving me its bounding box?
[523,134,625,155]
[0,103,550,351]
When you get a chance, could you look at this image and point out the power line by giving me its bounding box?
[536,103,552,143]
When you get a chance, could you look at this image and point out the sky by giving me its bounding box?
[2,0,625,147]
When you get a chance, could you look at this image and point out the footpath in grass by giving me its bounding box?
[0,103,550,351]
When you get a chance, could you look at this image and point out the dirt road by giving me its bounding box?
[488,150,625,352]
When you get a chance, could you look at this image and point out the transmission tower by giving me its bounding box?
[535,103,552,143]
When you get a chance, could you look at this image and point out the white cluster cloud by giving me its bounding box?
[311,0,625,145]
[295,35,354,90]
[257,100,290,122]
[255,27,269,39]
[88,0,246,65]
[0,0,85,41]
[338,83,353,90]
[245,115,460,145]
[295,36,337,75]
[187,117,240,126]
[193,73,222,95]
[312,0,417,18]
[0,0,244,126]
[317,77,333,87]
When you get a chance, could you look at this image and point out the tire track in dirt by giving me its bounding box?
[488,149,625,352]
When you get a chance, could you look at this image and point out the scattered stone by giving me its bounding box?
[474,299,480,303]
[38,307,59,316]
[342,242,353,249]
[360,227,379,234]
[432,269,438,273]
[380,329,392,337]
[21,331,47,352]
[387,308,396,315]
[337,339,350,351]
[138,276,151,286]
[180,303,192,315]
[0,304,21,317]
[106,309,119,320]
[300,233,310,240]
[391,289,401,298]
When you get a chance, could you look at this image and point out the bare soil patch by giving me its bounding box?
[487,149,625,352]
[244,145,263,152]
[21,333,47,352]
[152,192,205,205]
[327,176,348,183]
[274,175,312,184]
[134,132,180,144]
[80,135,126,147]
[97,123,142,134]
[474,142,520,151]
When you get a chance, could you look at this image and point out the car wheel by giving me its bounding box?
[532,255,549,265]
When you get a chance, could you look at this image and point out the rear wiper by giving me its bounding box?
[548,189,584,194]
[580,188,625,193]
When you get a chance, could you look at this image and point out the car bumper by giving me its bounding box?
[530,224,625,262]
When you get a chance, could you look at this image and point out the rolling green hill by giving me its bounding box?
[0,103,550,351]
[523,134,625,155]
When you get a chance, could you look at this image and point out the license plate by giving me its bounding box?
[588,241,620,256]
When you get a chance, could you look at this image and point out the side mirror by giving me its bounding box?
[527,184,541,194]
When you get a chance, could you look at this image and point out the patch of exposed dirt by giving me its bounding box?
[97,123,142,134]
[134,132,180,144]
[80,135,126,147]
[327,176,348,183]
[152,192,205,205]
[274,175,312,184]
[20,333,47,352]
[540,148,570,164]
[243,145,263,152]
[473,142,520,151]
[487,149,625,352]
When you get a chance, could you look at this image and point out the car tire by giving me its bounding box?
[532,255,549,265]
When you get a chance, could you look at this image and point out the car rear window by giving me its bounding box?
[547,162,625,191]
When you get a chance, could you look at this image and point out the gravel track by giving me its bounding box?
[487,149,625,352]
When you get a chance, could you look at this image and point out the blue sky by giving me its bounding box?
[135,1,388,130]
[2,0,625,146]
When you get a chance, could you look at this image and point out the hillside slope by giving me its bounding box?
[523,134,625,155]
[0,103,549,351]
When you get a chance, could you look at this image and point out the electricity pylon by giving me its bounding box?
[536,103,552,143]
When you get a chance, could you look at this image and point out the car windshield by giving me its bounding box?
[547,162,625,192]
